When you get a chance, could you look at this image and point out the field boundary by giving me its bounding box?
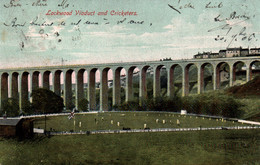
[45,126,260,136]
[3,111,260,125]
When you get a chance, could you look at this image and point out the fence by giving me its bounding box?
[46,126,260,136]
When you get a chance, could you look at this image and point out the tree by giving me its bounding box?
[31,88,64,114]
[78,98,89,111]
[22,100,34,115]
[1,98,19,117]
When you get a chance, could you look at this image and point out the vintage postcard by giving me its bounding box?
[0,0,259,164]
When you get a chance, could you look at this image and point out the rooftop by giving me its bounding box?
[226,47,242,51]
[250,48,260,50]
[0,118,21,126]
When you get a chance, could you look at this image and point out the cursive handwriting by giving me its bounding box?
[84,21,98,25]
[205,2,223,8]
[32,0,48,7]
[58,0,69,9]
[71,19,81,25]
[3,17,26,27]
[214,11,250,22]
[227,27,256,47]
[208,19,249,34]
[117,18,127,24]
[128,20,144,24]
[168,0,195,14]
[168,4,181,14]
[3,0,21,8]
[30,16,54,26]
[210,22,256,47]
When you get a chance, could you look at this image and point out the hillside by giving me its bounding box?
[226,76,260,97]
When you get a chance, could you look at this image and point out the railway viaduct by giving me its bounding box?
[0,56,259,112]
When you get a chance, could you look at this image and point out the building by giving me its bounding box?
[194,52,210,59]
[194,52,220,59]
[0,118,34,138]
[240,48,249,57]
[250,48,260,55]
[226,47,241,57]
[193,47,260,59]
[209,53,219,58]
[219,50,226,57]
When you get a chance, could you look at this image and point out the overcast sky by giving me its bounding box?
[0,0,259,69]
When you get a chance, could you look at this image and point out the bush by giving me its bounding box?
[78,98,89,111]
[31,88,64,114]
[1,98,20,117]
[116,93,244,118]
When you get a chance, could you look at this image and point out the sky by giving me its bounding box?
[0,0,259,69]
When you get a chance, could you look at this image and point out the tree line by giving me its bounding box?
[116,92,244,118]
[1,89,244,119]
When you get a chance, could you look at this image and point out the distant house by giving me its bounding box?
[219,50,226,57]
[194,47,260,59]
[194,52,210,59]
[240,48,249,57]
[0,118,34,138]
[194,52,219,59]
[226,47,241,57]
[250,48,260,55]
[209,53,219,58]
[194,54,203,59]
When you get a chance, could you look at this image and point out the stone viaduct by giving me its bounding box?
[0,56,259,112]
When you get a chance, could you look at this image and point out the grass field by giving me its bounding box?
[239,97,260,120]
[34,112,247,132]
[1,112,259,165]
[0,130,259,165]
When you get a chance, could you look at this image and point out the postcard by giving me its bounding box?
[0,0,259,164]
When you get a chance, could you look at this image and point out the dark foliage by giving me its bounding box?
[117,93,244,118]
[78,98,89,111]
[31,88,64,114]
[1,98,19,117]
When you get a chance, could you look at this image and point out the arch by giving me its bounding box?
[126,66,140,102]
[88,68,99,111]
[183,63,198,96]
[249,60,260,80]
[113,67,124,107]
[168,64,182,97]
[1,73,9,110]
[42,71,51,90]
[153,65,166,98]
[21,72,29,110]
[54,70,62,96]
[100,67,111,111]
[215,62,230,89]
[199,63,214,93]
[76,69,87,110]
[11,72,19,100]
[64,69,75,110]
[32,71,40,91]
[139,65,152,102]
[119,68,126,104]
[232,61,246,85]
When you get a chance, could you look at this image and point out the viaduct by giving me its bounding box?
[0,56,259,112]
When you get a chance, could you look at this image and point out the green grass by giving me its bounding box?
[239,97,260,120]
[0,129,259,165]
[34,112,247,132]
[1,112,258,165]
